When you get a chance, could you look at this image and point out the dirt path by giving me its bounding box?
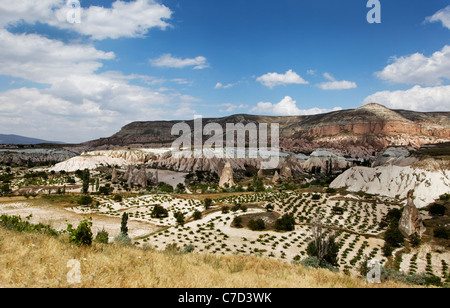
[0,202,160,241]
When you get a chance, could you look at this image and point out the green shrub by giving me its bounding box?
[311,194,321,200]
[248,219,265,231]
[326,187,336,194]
[382,242,394,257]
[232,216,243,228]
[98,186,113,195]
[434,226,450,239]
[300,256,320,268]
[0,214,58,236]
[95,228,109,244]
[67,218,93,246]
[274,214,295,231]
[77,195,93,206]
[112,194,123,202]
[332,206,345,215]
[204,198,213,209]
[174,212,185,225]
[424,275,442,287]
[159,182,174,193]
[379,208,403,229]
[306,234,339,267]
[428,203,447,216]
[439,193,450,201]
[151,205,169,218]
[114,232,132,245]
[193,210,202,220]
[183,244,195,254]
[384,222,404,248]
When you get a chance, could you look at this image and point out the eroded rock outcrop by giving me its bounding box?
[330,163,450,208]
[272,171,280,184]
[219,162,235,188]
[124,165,149,188]
[1,148,77,167]
[399,190,426,237]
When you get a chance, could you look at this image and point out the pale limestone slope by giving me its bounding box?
[330,165,450,208]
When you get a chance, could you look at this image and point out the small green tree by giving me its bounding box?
[77,195,93,206]
[67,218,93,246]
[113,194,123,202]
[248,219,265,231]
[193,210,202,220]
[428,203,446,216]
[232,216,243,228]
[120,212,129,236]
[274,214,295,231]
[306,220,339,268]
[382,242,394,257]
[434,226,450,239]
[204,198,213,210]
[174,212,185,226]
[81,169,90,194]
[384,221,405,248]
[95,228,109,244]
[151,205,169,218]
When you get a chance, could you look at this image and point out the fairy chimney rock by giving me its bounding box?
[219,162,235,188]
[111,167,118,183]
[272,171,280,184]
[399,190,426,238]
[257,169,264,178]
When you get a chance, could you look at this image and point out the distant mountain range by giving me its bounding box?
[80,103,450,158]
[0,134,62,145]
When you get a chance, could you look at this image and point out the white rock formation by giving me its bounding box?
[50,155,127,172]
[330,165,450,208]
[300,149,350,173]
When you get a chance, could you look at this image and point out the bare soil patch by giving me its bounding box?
[232,211,280,230]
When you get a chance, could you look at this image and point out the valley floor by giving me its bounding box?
[1,190,449,282]
[0,228,409,288]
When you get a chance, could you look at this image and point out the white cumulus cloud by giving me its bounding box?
[0,29,114,84]
[363,85,450,112]
[317,73,357,90]
[426,5,450,30]
[0,0,172,40]
[52,0,172,40]
[256,70,309,89]
[250,96,342,116]
[375,45,450,86]
[150,54,209,69]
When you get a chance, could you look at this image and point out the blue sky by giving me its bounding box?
[0,0,449,142]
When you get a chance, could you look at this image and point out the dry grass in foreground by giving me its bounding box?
[0,228,410,288]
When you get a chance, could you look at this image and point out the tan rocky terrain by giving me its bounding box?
[77,103,450,158]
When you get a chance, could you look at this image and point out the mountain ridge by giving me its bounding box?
[79,104,450,158]
[0,134,63,145]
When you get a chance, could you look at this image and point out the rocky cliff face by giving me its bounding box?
[48,147,361,176]
[0,148,77,166]
[81,103,450,158]
[329,162,450,208]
